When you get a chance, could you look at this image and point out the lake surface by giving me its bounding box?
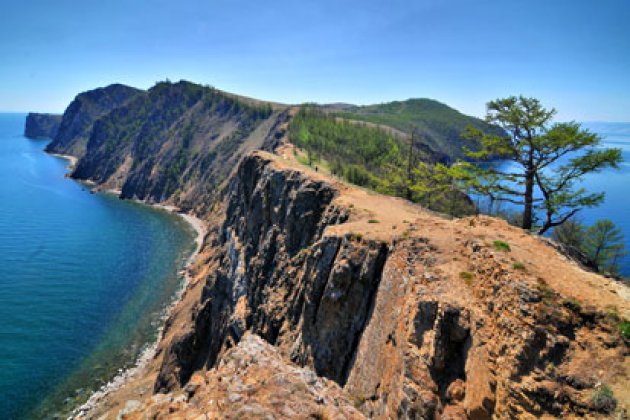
[484,122,630,276]
[0,114,195,419]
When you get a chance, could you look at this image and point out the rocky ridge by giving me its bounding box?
[82,151,629,419]
[45,84,141,157]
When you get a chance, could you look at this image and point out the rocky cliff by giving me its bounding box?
[24,112,62,139]
[69,81,283,215]
[28,81,629,419]
[82,151,629,419]
[45,84,141,157]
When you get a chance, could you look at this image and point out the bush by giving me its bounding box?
[493,240,511,252]
[619,320,630,341]
[459,271,474,286]
[591,385,617,413]
[562,297,582,312]
[512,262,526,270]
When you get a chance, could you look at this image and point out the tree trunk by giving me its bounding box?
[522,170,534,230]
[405,131,415,201]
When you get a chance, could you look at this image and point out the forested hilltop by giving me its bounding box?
[333,98,504,159]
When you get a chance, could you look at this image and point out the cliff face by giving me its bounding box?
[45,84,141,157]
[70,81,284,215]
[99,152,627,420]
[24,113,62,139]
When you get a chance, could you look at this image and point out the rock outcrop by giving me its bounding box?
[90,152,627,419]
[117,333,363,419]
[24,112,62,139]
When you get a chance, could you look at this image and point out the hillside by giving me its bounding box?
[71,81,281,215]
[24,113,62,139]
[288,107,475,216]
[334,98,505,160]
[45,84,142,157]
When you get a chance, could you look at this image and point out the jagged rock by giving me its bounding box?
[144,333,362,419]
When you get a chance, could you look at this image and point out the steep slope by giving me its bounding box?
[71,81,283,215]
[334,98,504,160]
[80,151,629,419]
[45,84,141,157]
[24,113,62,139]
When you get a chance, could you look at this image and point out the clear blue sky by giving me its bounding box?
[1,0,629,121]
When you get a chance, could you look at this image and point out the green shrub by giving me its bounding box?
[493,240,511,252]
[348,232,363,242]
[619,320,630,341]
[562,297,582,312]
[459,271,474,286]
[591,385,617,413]
[368,219,380,224]
[512,262,526,270]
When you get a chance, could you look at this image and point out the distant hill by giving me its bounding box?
[24,113,62,139]
[46,84,142,157]
[333,98,504,160]
[71,81,281,214]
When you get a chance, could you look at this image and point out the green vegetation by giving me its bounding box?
[335,98,503,159]
[512,262,526,270]
[618,320,630,341]
[493,240,511,252]
[583,220,627,275]
[562,297,582,312]
[348,232,363,242]
[553,218,627,275]
[288,107,476,216]
[591,385,617,413]
[462,96,622,234]
[459,271,474,285]
[367,219,380,224]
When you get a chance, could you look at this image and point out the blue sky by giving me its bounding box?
[1,0,629,121]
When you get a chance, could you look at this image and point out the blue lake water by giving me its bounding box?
[0,114,195,419]
[483,122,630,276]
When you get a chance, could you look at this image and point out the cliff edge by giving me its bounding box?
[24,112,62,139]
[78,150,629,419]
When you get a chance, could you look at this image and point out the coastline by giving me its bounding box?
[47,151,208,419]
[49,152,78,171]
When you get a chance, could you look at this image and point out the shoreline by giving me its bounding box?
[70,199,206,419]
[47,151,208,419]
[49,152,78,170]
